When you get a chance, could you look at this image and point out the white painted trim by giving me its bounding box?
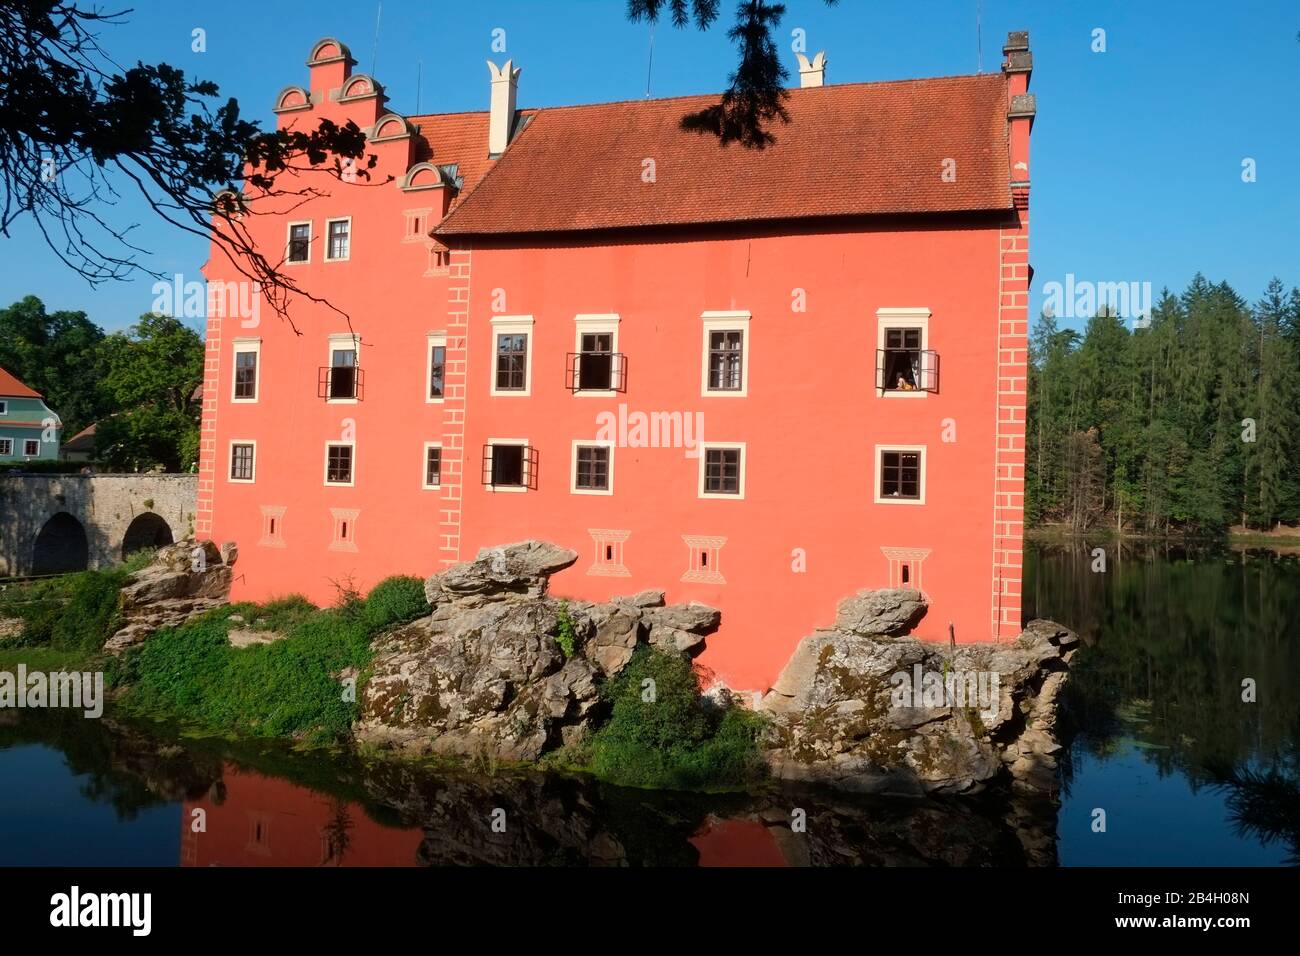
[227,439,257,483]
[697,441,747,500]
[0,438,11,456]
[22,439,41,458]
[323,216,352,262]
[875,307,931,396]
[324,440,356,487]
[701,311,751,397]
[873,444,927,505]
[422,441,443,490]
[572,314,620,398]
[426,332,447,403]
[0,400,8,415]
[489,316,534,397]
[485,437,530,493]
[230,337,262,404]
[285,220,312,265]
[570,439,615,496]
[325,333,360,405]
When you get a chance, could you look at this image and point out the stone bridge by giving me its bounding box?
[0,474,197,576]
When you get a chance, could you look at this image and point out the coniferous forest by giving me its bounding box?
[1027,275,1300,535]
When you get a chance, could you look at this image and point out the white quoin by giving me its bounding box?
[796,51,827,88]
[487,59,521,156]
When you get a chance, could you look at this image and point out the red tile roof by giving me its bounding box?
[437,73,1011,237]
[63,422,97,452]
[0,366,41,398]
[407,109,537,210]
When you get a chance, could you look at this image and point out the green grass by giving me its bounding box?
[112,575,431,745]
[0,647,98,673]
[583,647,767,791]
[0,552,154,652]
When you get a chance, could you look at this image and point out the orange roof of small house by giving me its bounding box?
[0,366,42,398]
[63,422,97,452]
[436,73,1011,237]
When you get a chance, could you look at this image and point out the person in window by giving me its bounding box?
[895,374,917,391]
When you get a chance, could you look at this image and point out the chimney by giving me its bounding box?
[795,51,827,88]
[1001,31,1034,188]
[487,59,521,156]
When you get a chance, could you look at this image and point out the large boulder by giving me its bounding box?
[358,541,719,760]
[104,539,234,651]
[759,588,1078,795]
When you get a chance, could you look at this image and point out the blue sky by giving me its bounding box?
[3,0,1297,332]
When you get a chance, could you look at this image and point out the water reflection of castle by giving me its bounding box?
[180,766,424,867]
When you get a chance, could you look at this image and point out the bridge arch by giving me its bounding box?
[122,512,174,558]
[31,512,90,574]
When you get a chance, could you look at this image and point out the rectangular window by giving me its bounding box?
[325,218,351,261]
[428,343,446,400]
[329,343,358,400]
[0,439,11,455]
[703,446,742,495]
[491,444,524,487]
[423,444,442,488]
[578,333,613,391]
[879,449,923,501]
[573,444,610,492]
[287,222,311,263]
[233,347,259,400]
[707,330,744,391]
[229,442,255,482]
[23,439,40,456]
[0,400,8,415]
[325,443,354,485]
[495,333,528,391]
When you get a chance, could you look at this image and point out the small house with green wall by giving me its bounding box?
[0,366,62,462]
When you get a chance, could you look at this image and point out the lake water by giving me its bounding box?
[1,543,1296,866]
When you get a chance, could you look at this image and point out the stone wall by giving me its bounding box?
[0,474,197,575]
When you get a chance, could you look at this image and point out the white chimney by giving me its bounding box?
[796,51,827,88]
[487,59,521,156]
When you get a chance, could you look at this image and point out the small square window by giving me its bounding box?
[0,400,8,415]
[326,444,354,484]
[0,438,13,455]
[574,445,610,492]
[703,447,742,495]
[879,450,922,500]
[229,442,255,481]
[23,439,40,457]
[491,444,524,487]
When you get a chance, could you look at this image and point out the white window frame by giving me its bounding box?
[324,440,356,487]
[570,439,615,496]
[876,307,932,398]
[231,337,262,403]
[572,313,620,398]
[426,332,447,404]
[324,216,352,262]
[874,443,927,505]
[285,220,312,265]
[326,333,360,404]
[698,441,747,500]
[23,438,41,457]
[228,439,257,483]
[0,400,8,415]
[0,438,12,455]
[489,316,534,397]
[701,310,751,397]
[422,441,443,490]
[485,437,530,493]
